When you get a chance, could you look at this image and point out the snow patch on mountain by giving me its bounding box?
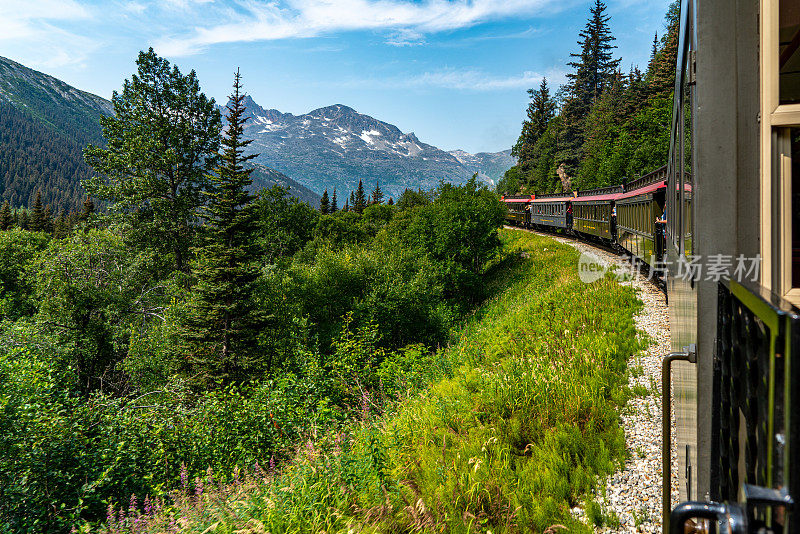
[231,98,513,197]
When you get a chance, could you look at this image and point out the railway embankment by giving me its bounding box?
[107,228,651,533]
[538,231,675,534]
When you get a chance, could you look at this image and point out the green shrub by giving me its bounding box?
[127,230,644,534]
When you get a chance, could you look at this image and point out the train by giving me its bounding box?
[501,165,668,272]
[503,1,800,533]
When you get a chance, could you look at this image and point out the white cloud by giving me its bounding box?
[155,0,557,56]
[385,28,425,47]
[409,69,544,90]
[0,0,95,67]
[0,0,90,22]
[333,66,568,92]
[123,2,148,14]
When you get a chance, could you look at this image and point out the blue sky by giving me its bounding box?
[0,0,672,153]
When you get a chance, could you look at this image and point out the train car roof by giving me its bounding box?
[502,196,533,203]
[617,180,667,200]
[572,191,623,202]
[531,195,573,203]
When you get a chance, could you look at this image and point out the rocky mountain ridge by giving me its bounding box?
[235,98,514,197]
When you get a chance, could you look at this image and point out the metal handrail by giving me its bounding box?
[625,165,668,193]
[533,192,573,200]
[576,185,624,197]
[662,346,697,533]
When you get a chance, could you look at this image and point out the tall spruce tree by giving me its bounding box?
[320,189,330,214]
[512,78,557,169]
[0,200,12,230]
[567,0,621,107]
[30,191,46,232]
[43,205,54,234]
[182,69,264,385]
[354,180,367,213]
[84,48,221,274]
[349,191,356,209]
[330,188,338,212]
[558,0,620,175]
[647,1,680,95]
[651,33,659,63]
[370,181,384,205]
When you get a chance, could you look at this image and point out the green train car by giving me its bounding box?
[616,166,667,264]
[571,185,623,242]
[501,195,532,227]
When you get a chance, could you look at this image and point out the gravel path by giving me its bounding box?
[520,229,676,533]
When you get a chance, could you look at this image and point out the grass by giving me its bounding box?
[103,229,645,534]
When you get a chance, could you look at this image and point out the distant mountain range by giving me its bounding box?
[236,97,514,199]
[0,55,513,210]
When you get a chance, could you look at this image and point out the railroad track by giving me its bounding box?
[504,225,667,293]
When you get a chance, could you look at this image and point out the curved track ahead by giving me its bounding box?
[503,225,667,293]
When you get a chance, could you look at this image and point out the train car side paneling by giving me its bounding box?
[530,201,569,229]
[617,189,666,265]
[573,201,614,240]
[502,198,532,227]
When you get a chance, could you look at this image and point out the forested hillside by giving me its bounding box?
[499,0,678,194]
[0,104,98,211]
[0,55,113,210]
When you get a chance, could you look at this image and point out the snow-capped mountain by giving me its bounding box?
[448,149,515,187]
[237,97,513,198]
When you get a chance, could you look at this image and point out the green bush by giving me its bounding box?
[131,230,645,534]
[0,229,50,321]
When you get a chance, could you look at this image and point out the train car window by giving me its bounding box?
[792,129,800,288]
[683,48,694,256]
[780,0,800,105]
[670,120,682,249]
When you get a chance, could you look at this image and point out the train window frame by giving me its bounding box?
[763,0,800,306]
[665,0,695,258]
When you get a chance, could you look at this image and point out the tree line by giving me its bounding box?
[499,0,679,194]
[0,191,94,237]
[318,179,395,214]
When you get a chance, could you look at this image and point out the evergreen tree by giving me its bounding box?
[343,198,350,212]
[558,0,620,175]
[651,33,659,63]
[77,197,95,224]
[330,188,338,212]
[647,1,679,95]
[43,205,54,234]
[370,181,384,205]
[354,180,367,213]
[53,211,69,239]
[512,78,557,169]
[30,190,46,232]
[320,189,330,214]
[18,210,29,231]
[0,200,12,230]
[349,191,356,209]
[181,69,265,385]
[567,0,621,107]
[577,70,627,189]
[387,197,394,206]
[84,48,221,274]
